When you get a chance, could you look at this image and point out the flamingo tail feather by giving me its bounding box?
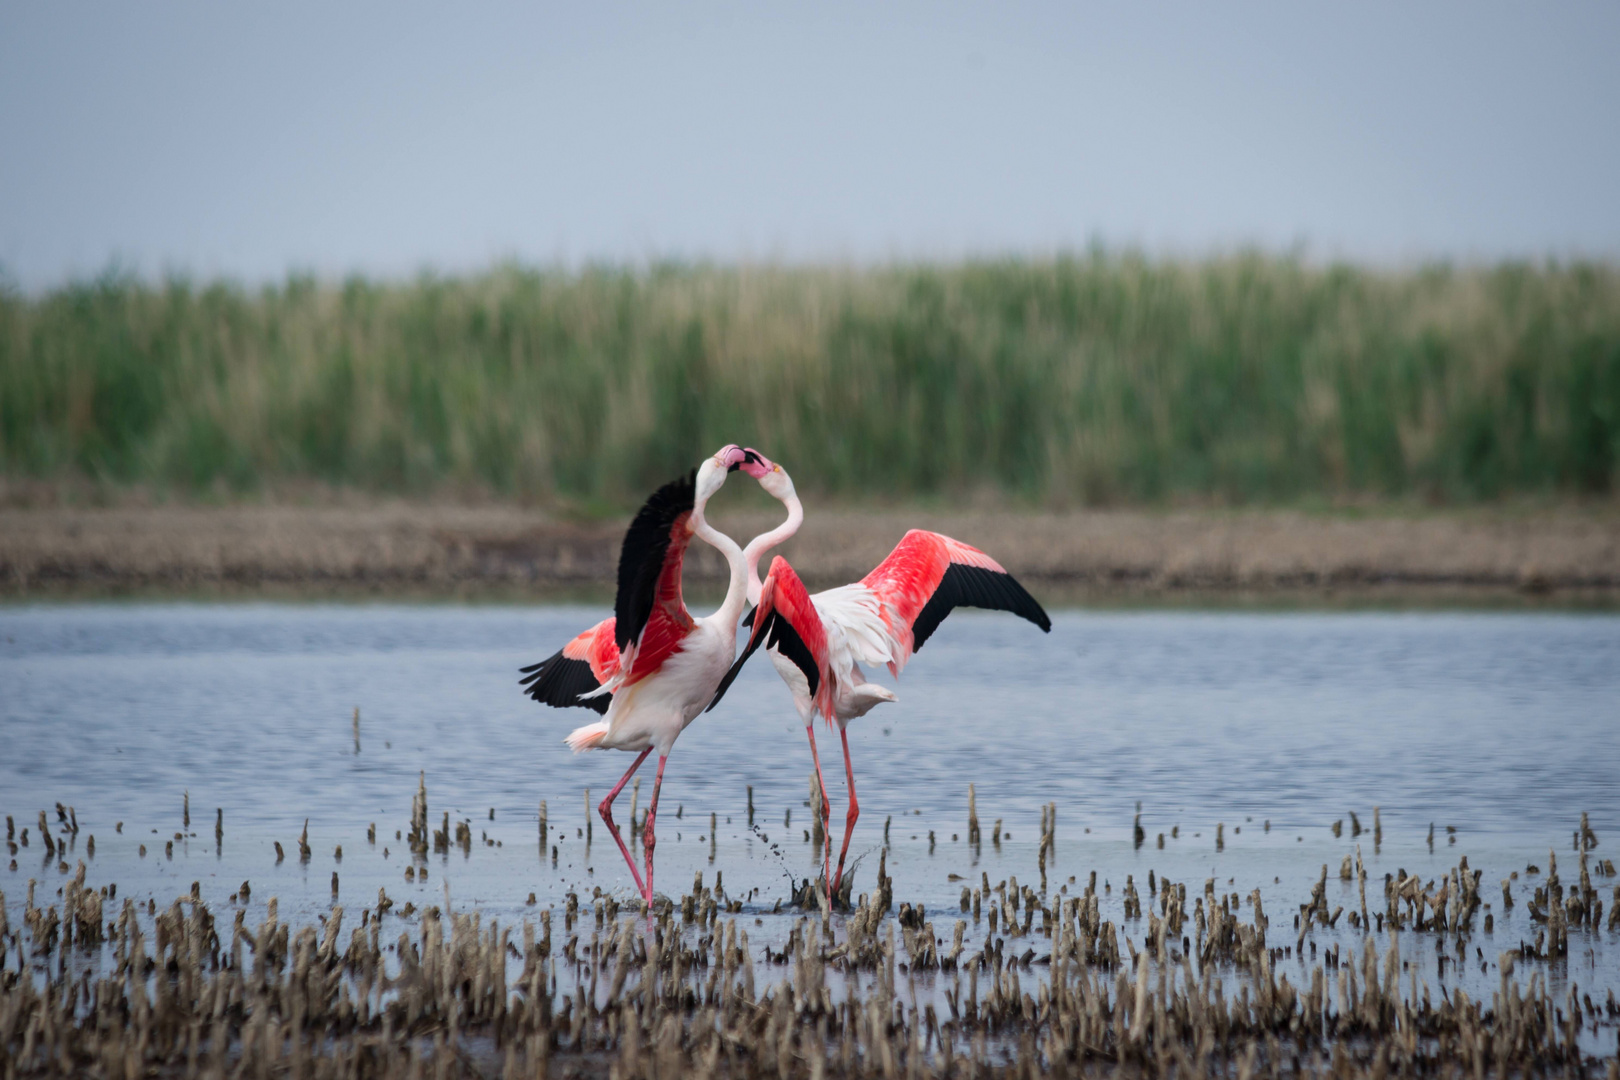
[564,721,611,753]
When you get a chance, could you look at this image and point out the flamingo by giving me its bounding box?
[712,449,1052,899]
[518,444,754,906]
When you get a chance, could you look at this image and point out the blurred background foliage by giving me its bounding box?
[3,253,1618,511]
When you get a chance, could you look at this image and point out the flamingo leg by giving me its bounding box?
[804,722,833,901]
[641,754,669,908]
[830,726,860,898]
[597,749,652,901]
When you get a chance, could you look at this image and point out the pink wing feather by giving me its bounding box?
[858,529,1050,674]
[708,555,833,719]
[520,616,622,714]
[620,514,698,687]
[561,618,622,684]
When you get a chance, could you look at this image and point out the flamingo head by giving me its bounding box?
[697,445,747,506]
[715,444,754,474]
[741,447,795,500]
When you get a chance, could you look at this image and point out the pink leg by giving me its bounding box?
[830,727,860,898]
[804,722,833,898]
[641,755,669,907]
[598,749,652,900]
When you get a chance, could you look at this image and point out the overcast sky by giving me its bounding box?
[3,3,1618,289]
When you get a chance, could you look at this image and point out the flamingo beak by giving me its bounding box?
[716,445,750,472]
[738,447,775,479]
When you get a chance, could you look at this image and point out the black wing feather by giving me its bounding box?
[706,609,821,714]
[910,564,1052,653]
[518,651,610,715]
[613,469,697,651]
[764,611,821,699]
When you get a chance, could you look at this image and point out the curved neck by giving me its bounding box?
[743,493,804,606]
[690,497,751,629]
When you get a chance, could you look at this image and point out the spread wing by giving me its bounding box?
[855,530,1051,675]
[610,469,699,687]
[708,556,830,716]
[518,618,620,714]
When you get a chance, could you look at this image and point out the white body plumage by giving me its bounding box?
[764,586,897,728]
[569,617,739,756]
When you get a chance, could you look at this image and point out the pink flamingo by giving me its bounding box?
[519,445,754,906]
[714,450,1051,897]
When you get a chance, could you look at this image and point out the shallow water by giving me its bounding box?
[2,603,1618,1030]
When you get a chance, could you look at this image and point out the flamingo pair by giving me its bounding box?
[520,444,1050,907]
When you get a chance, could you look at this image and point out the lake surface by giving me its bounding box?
[4,603,1615,841]
[2,602,1618,1024]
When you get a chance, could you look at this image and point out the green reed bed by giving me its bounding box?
[2,255,1618,508]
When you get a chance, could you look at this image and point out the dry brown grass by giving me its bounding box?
[3,501,1616,602]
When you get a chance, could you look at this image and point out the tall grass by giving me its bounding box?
[3,255,1619,509]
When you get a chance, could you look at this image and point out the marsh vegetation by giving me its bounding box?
[4,256,1618,509]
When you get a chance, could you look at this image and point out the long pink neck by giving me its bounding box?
[744,493,804,606]
[691,495,751,631]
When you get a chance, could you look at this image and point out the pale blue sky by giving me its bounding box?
[2,2,1617,289]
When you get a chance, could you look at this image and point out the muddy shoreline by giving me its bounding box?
[3,502,1618,604]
